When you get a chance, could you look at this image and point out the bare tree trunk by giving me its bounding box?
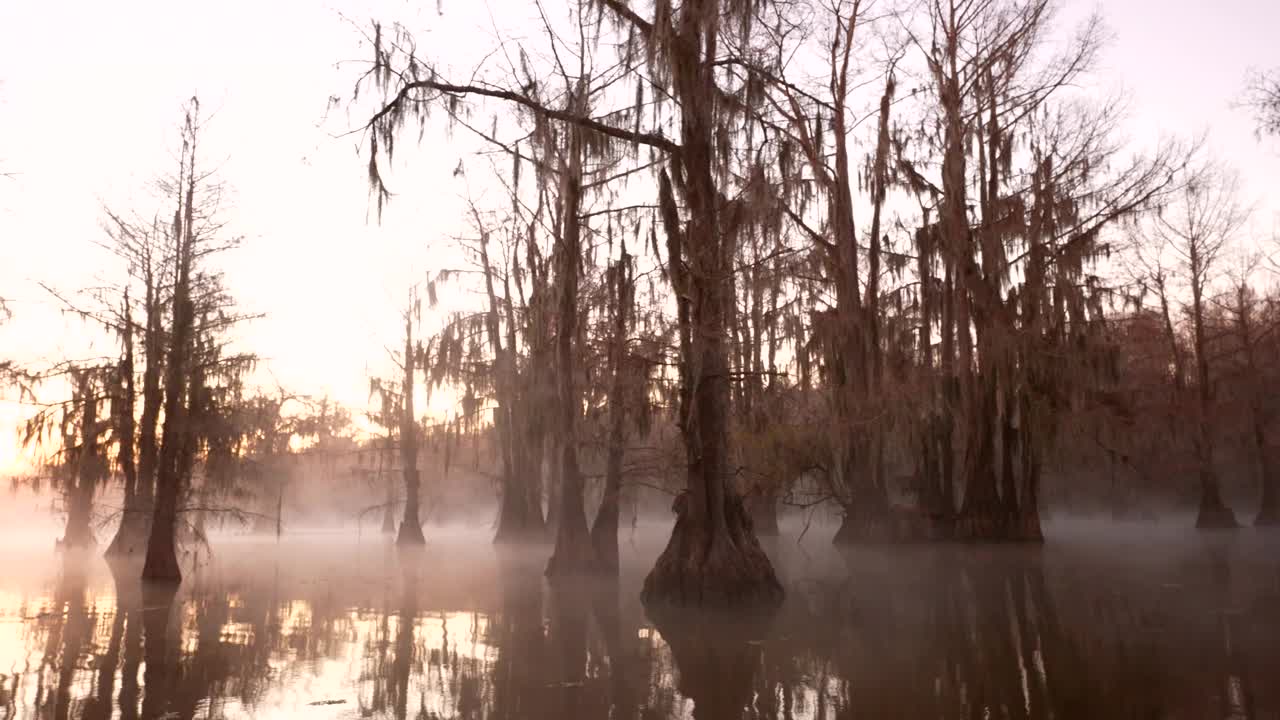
[113,334,137,506]
[1190,260,1237,529]
[525,424,547,534]
[936,33,1003,540]
[937,260,957,525]
[106,297,142,557]
[836,69,898,543]
[176,334,205,552]
[63,373,100,549]
[744,236,781,538]
[1233,287,1278,526]
[958,370,1004,539]
[504,264,547,535]
[480,225,542,543]
[592,240,632,572]
[547,124,596,577]
[144,104,202,582]
[544,436,562,535]
[1254,419,1280,526]
[1016,394,1044,541]
[1000,377,1019,522]
[114,273,162,557]
[397,304,426,545]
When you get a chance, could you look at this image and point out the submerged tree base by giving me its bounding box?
[545,538,598,578]
[141,553,182,583]
[395,522,426,545]
[493,495,548,545]
[140,514,183,583]
[589,514,620,574]
[59,512,98,550]
[1195,503,1239,529]
[832,505,952,544]
[57,532,97,551]
[105,516,152,558]
[641,494,783,611]
[493,523,551,545]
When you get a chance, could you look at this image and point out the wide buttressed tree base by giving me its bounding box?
[396,519,426,545]
[641,491,783,611]
[141,529,183,583]
[105,518,151,558]
[545,491,598,579]
[494,496,550,545]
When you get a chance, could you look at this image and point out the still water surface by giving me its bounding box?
[1,524,1278,719]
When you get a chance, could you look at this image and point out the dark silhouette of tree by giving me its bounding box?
[143,99,203,581]
[396,290,427,545]
[143,97,253,580]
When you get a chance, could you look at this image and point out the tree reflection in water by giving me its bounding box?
[1,532,1278,719]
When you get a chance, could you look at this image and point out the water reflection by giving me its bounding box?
[1,529,1278,719]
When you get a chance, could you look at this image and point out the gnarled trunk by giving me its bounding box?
[643,164,781,606]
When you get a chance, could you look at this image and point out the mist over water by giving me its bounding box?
[1,519,1277,720]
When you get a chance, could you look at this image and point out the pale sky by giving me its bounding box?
[1,0,1277,473]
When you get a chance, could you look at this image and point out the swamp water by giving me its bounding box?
[0,523,1278,719]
